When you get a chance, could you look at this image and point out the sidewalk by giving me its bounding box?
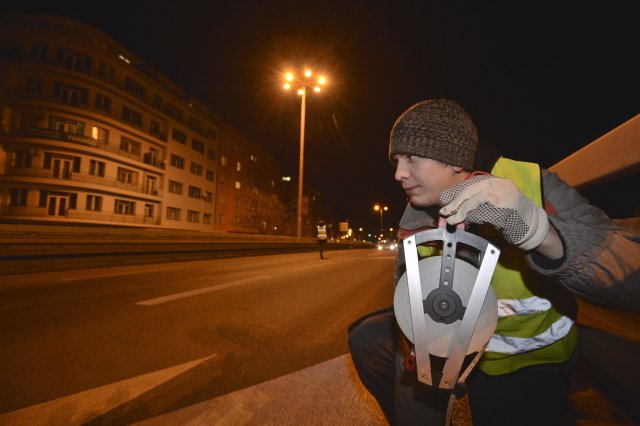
[134,355,387,426]
[131,344,636,426]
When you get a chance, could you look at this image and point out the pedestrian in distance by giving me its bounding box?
[317,219,328,259]
[348,99,640,426]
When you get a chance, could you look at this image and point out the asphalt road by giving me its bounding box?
[0,248,396,424]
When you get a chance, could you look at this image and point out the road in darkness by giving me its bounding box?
[0,249,395,424]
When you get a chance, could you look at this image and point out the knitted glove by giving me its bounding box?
[439,175,549,251]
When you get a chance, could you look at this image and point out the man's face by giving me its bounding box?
[393,154,465,207]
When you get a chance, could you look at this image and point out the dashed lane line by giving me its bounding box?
[135,275,271,306]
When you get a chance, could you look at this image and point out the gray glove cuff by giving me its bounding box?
[515,204,549,251]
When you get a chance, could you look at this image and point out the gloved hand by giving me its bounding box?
[439,175,549,251]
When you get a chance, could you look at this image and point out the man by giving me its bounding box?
[317,219,328,259]
[348,99,640,426]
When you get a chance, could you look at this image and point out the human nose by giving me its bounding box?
[394,158,409,181]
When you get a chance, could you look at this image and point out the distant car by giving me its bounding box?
[377,242,397,250]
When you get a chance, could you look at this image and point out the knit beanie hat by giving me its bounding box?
[389,99,478,170]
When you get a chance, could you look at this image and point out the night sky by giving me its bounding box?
[4,1,639,229]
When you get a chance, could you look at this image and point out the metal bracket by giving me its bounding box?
[403,226,500,389]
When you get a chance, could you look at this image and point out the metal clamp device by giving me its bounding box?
[394,225,500,390]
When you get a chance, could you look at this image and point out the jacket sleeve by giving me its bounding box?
[526,170,640,310]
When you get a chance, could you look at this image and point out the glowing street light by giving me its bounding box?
[373,204,388,236]
[282,67,328,238]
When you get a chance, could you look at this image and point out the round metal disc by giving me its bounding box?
[394,256,498,357]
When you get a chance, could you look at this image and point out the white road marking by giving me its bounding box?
[56,270,151,281]
[291,263,334,272]
[135,276,271,306]
[0,354,216,426]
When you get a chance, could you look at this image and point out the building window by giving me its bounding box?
[30,43,48,59]
[56,48,92,71]
[143,148,160,167]
[152,94,162,109]
[98,61,115,80]
[86,195,103,211]
[91,126,109,143]
[53,82,88,106]
[188,117,201,131]
[235,181,242,190]
[188,186,202,199]
[172,129,186,144]
[117,167,137,184]
[26,78,43,95]
[150,120,161,137]
[89,160,106,177]
[124,77,145,99]
[218,195,226,204]
[192,139,204,153]
[122,106,143,127]
[164,103,183,121]
[167,207,181,220]
[14,151,32,168]
[44,153,80,175]
[119,137,141,155]
[204,191,213,202]
[168,180,183,194]
[221,156,228,166]
[206,149,216,161]
[219,214,224,224]
[95,93,111,112]
[187,210,200,223]
[236,161,242,172]
[9,188,28,206]
[48,116,84,136]
[206,169,215,181]
[203,213,212,225]
[170,154,184,169]
[114,199,135,215]
[190,162,203,176]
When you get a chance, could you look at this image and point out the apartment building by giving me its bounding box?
[0,12,285,234]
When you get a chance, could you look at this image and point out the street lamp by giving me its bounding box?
[373,204,388,238]
[283,68,327,238]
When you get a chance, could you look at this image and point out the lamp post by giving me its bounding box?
[283,68,327,238]
[373,204,388,239]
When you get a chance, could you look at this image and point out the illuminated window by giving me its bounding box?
[221,156,228,166]
[236,162,242,171]
[234,181,241,190]
[91,126,109,142]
